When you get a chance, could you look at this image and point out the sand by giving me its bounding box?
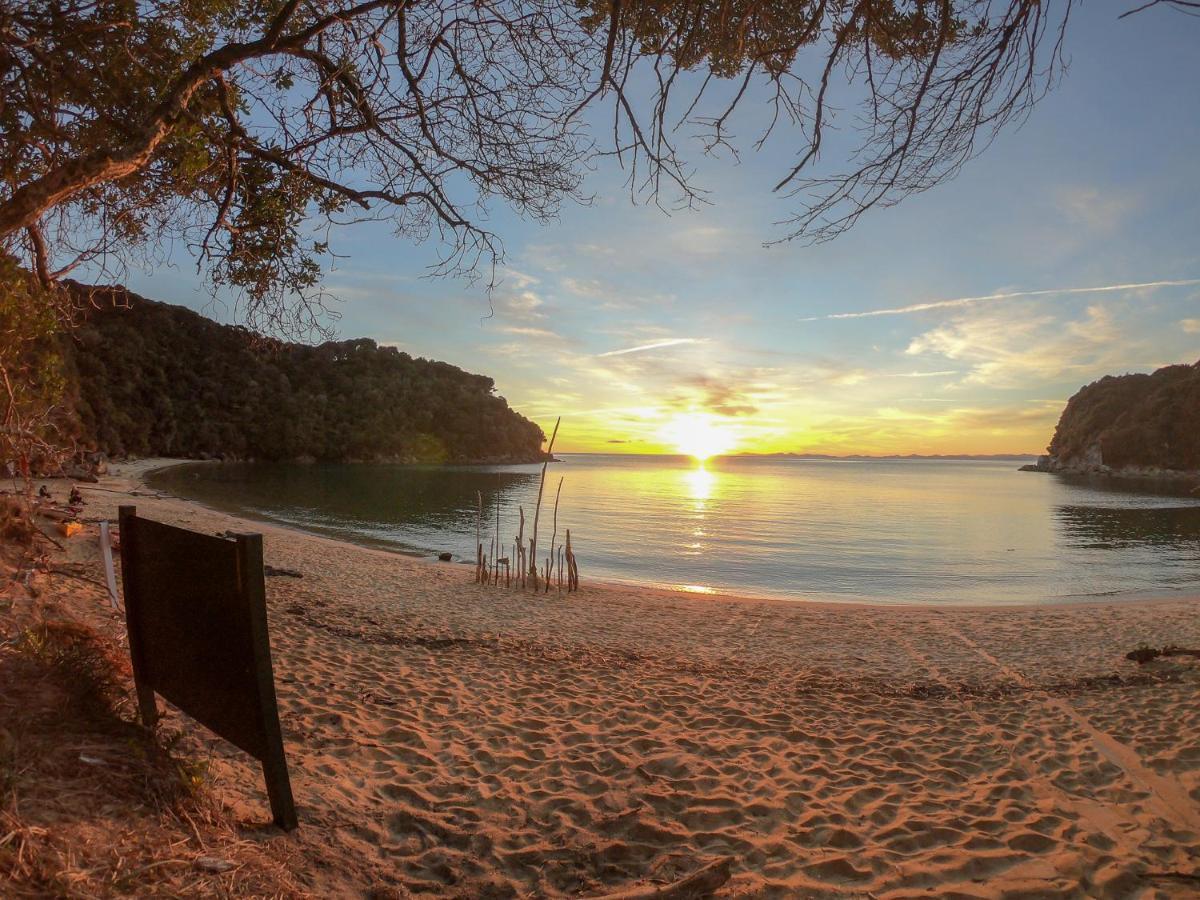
[28,459,1200,897]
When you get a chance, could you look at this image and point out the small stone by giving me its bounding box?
[195,856,236,873]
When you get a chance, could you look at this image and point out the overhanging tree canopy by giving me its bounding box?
[0,1,1177,333]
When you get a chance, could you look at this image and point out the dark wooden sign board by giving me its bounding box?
[117,506,297,830]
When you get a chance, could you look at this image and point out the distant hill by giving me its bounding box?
[1030,360,1200,477]
[735,452,1037,461]
[64,285,547,464]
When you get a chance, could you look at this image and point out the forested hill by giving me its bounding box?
[1039,360,1200,476]
[65,286,547,464]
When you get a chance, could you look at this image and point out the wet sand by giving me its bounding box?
[48,460,1200,896]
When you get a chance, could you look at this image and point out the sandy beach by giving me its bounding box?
[21,459,1200,897]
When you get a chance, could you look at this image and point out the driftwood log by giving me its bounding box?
[1126,646,1200,665]
[588,857,733,900]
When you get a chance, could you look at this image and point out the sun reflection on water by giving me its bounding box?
[684,463,715,502]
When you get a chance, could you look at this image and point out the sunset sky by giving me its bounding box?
[114,5,1198,456]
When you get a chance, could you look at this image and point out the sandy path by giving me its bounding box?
[51,460,1200,897]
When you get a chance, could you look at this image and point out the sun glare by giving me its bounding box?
[661,412,738,461]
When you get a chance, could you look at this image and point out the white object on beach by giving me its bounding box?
[99,520,120,610]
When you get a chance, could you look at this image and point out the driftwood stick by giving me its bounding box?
[476,491,483,582]
[587,857,734,900]
[517,506,526,588]
[548,476,562,590]
[565,529,574,591]
[529,416,560,588]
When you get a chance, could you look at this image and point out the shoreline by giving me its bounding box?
[132,456,1198,612]
[27,460,1200,896]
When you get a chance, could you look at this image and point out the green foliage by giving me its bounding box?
[67,285,547,463]
[1047,361,1200,472]
[580,0,961,77]
[0,258,72,474]
[2,0,1080,319]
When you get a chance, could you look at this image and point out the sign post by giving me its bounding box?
[117,505,297,830]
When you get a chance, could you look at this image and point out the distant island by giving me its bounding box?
[1023,359,1200,479]
[734,452,1037,461]
[64,285,547,465]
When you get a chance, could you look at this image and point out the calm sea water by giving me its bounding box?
[148,455,1200,605]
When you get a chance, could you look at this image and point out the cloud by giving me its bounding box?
[1053,186,1137,234]
[597,338,707,357]
[561,277,607,299]
[674,375,760,417]
[499,325,560,340]
[904,304,1140,388]
[1183,319,1200,334]
[800,279,1200,322]
[887,370,960,378]
[498,267,540,290]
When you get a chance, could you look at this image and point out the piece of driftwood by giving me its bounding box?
[588,857,734,899]
[566,528,579,591]
[517,507,525,589]
[546,476,563,594]
[1126,646,1200,665]
[529,416,561,589]
[475,491,483,583]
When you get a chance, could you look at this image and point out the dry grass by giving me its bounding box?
[0,611,307,898]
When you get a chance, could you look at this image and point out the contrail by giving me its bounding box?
[800,279,1200,322]
[597,338,705,357]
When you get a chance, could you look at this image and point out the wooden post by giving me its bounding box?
[236,532,298,831]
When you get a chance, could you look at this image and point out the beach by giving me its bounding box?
[24,459,1200,897]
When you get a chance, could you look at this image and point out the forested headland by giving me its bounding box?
[1030,360,1200,477]
[65,285,547,465]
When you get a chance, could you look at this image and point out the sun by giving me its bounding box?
[660,412,738,461]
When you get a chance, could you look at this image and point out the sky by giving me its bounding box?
[111,4,1199,456]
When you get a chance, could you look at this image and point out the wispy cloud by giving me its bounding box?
[499,325,560,340]
[905,304,1141,388]
[597,338,707,357]
[888,370,959,378]
[800,279,1200,322]
[1183,319,1200,334]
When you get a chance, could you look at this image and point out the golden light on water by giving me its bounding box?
[684,464,715,501]
[660,412,738,461]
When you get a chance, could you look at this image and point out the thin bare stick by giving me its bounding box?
[517,506,525,589]
[547,476,563,590]
[529,416,560,589]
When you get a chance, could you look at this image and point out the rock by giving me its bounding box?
[1018,455,1054,473]
[437,552,453,562]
